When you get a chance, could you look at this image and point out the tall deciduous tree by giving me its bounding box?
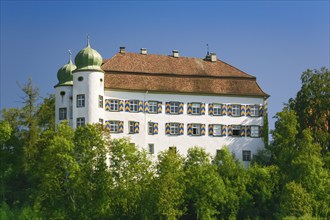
[183,147,226,220]
[213,147,248,219]
[108,138,153,220]
[289,67,330,155]
[154,149,186,220]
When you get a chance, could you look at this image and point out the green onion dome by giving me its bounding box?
[74,42,104,72]
[56,58,76,87]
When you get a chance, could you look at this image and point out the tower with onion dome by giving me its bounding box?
[54,50,76,126]
[71,37,105,128]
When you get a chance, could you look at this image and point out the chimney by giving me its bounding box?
[172,50,179,58]
[119,46,126,54]
[140,48,147,55]
[210,53,217,62]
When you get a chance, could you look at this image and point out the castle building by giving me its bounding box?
[55,41,269,163]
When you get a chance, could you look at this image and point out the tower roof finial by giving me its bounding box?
[68,49,72,63]
[87,34,90,47]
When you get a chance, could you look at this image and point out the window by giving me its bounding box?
[148,122,155,135]
[170,123,180,135]
[169,146,177,153]
[78,76,84,81]
[251,126,259,137]
[232,104,241,117]
[250,105,259,117]
[129,121,135,134]
[232,125,241,137]
[130,100,139,112]
[242,150,251,161]
[98,95,103,108]
[213,103,222,116]
[213,124,222,136]
[148,144,154,154]
[109,99,119,111]
[60,91,66,96]
[109,121,119,133]
[76,117,85,127]
[192,103,201,115]
[77,94,85,108]
[192,124,201,136]
[170,102,179,114]
[59,108,67,120]
[149,101,158,113]
[99,118,103,124]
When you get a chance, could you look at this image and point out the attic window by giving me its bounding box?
[78,76,84,82]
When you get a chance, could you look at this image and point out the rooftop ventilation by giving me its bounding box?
[172,50,179,58]
[140,48,147,55]
[210,53,217,62]
[119,47,126,54]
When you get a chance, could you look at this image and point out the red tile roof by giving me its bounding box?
[102,52,269,98]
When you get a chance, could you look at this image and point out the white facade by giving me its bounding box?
[102,90,265,163]
[55,85,73,127]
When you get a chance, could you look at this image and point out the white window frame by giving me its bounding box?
[232,104,241,117]
[129,121,135,134]
[213,124,222,136]
[110,99,119,111]
[130,100,139,112]
[109,121,119,133]
[232,125,241,137]
[149,101,158,114]
[98,95,103,108]
[170,123,180,135]
[59,107,67,120]
[251,126,260,138]
[250,105,259,117]
[213,103,222,116]
[76,117,85,127]
[192,103,201,115]
[148,122,155,135]
[192,124,201,136]
[170,102,179,114]
[148,144,154,154]
[77,94,85,108]
[242,150,251,161]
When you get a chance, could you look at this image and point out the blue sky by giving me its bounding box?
[1,1,329,131]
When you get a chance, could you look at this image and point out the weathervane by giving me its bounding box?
[68,49,72,62]
[206,43,210,56]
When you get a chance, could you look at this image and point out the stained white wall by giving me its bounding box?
[55,85,73,127]
[72,71,104,128]
[103,90,265,161]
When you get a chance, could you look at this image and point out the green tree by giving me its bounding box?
[213,147,248,219]
[183,147,226,220]
[108,138,153,219]
[240,165,280,219]
[280,182,313,217]
[154,149,186,220]
[289,67,330,155]
[36,94,55,131]
[71,124,112,219]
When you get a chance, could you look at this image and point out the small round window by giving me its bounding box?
[100,78,103,82]
[60,91,66,96]
[78,76,84,81]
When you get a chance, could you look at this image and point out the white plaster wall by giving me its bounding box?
[72,71,104,128]
[103,90,265,161]
[55,86,73,127]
